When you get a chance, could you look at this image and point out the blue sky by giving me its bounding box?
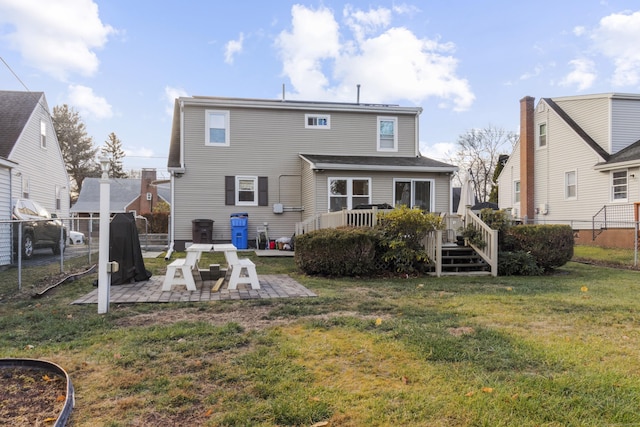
[1,1,640,178]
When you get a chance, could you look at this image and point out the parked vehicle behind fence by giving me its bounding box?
[13,198,67,259]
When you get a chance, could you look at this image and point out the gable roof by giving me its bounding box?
[70,177,171,213]
[0,90,44,158]
[299,154,457,173]
[542,97,610,161]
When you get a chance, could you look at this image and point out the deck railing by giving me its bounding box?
[295,208,386,235]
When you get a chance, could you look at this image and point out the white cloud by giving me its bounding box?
[0,0,115,80]
[164,86,189,117]
[124,147,154,158]
[520,65,543,81]
[275,5,474,111]
[559,58,596,91]
[420,141,455,162]
[590,10,640,86]
[224,33,244,64]
[573,26,586,36]
[67,84,112,119]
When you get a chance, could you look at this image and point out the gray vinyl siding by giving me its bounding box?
[0,167,11,266]
[174,103,423,243]
[7,95,70,217]
[611,98,640,153]
[554,97,610,152]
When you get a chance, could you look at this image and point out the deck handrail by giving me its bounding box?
[464,207,498,276]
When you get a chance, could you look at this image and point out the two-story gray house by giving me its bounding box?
[167,96,457,251]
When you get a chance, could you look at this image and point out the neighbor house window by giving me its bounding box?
[393,179,434,211]
[612,170,628,201]
[40,120,46,148]
[377,116,398,151]
[22,178,30,199]
[305,114,330,129]
[206,110,230,146]
[328,178,371,211]
[55,185,62,210]
[225,176,268,206]
[565,170,577,200]
[514,180,520,203]
[538,123,547,148]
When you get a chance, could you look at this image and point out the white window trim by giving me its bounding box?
[377,116,398,152]
[611,169,628,203]
[514,180,521,203]
[327,177,372,211]
[40,120,47,149]
[305,113,331,129]
[537,122,547,149]
[236,176,258,206]
[205,110,230,147]
[564,170,577,200]
[392,178,435,211]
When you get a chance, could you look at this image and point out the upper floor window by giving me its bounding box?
[611,170,628,202]
[328,178,371,211]
[393,179,433,211]
[40,120,46,148]
[377,116,398,152]
[305,114,330,129]
[565,170,577,200]
[514,180,521,203]
[206,110,230,146]
[538,123,547,148]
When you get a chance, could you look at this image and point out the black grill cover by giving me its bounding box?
[109,212,151,285]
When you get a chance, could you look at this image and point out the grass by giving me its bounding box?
[1,247,640,425]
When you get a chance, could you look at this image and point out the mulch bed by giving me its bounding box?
[0,366,67,426]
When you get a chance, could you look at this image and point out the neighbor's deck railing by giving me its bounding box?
[464,207,498,277]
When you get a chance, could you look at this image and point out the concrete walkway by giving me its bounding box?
[72,274,316,304]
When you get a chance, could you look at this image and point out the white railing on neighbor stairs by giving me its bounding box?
[464,207,498,277]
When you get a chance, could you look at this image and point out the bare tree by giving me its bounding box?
[101,132,128,178]
[52,104,99,197]
[449,125,518,203]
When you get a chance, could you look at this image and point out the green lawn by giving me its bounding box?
[1,248,640,426]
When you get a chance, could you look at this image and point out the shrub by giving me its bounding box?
[376,206,443,274]
[498,251,543,276]
[294,227,379,276]
[507,224,574,272]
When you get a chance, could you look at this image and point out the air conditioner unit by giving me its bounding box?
[146,192,152,201]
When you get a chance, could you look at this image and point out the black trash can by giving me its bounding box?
[192,219,214,243]
[230,213,248,249]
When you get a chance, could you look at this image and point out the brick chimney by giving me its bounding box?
[520,96,535,222]
[140,169,158,214]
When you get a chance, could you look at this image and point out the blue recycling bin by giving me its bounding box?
[230,213,248,249]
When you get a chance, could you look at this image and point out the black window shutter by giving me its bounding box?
[258,177,268,206]
[225,176,235,205]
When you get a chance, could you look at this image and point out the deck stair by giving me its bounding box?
[438,244,491,275]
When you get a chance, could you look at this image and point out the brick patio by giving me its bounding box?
[72,274,316,304]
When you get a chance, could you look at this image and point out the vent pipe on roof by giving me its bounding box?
[282,84,285,101]
[357,84,361,104]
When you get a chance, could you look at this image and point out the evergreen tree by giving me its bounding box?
[52,104,99,196]
[101,132,128,178]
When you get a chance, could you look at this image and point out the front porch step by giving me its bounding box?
[439,245,491,274]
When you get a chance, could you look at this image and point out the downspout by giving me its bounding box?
[166,100,185,260]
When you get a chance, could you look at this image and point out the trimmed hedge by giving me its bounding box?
[294,227,380,277]
[506,224,574,272]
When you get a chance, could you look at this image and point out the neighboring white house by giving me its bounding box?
[0,90,70,264]
[167,96,458,250]
[498,93,640,249]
